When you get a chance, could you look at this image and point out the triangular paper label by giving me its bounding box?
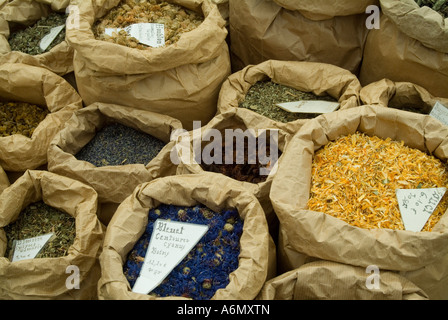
[132,219,209,294]
[11,233,54,262]
[276,100,340,114]
[105,23,165,48]
[39,25,65,51]
[429,101,448,126]
[396,188,447,232]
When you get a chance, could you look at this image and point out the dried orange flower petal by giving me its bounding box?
[307,132,448,232]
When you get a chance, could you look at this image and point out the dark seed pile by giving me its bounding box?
[75,122,166,167]
[8,12,68,55]
[239,80,337,123]
[4,201,76,260]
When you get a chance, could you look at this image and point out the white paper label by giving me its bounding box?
[11,233,54,262]
[276,100,340,114]
[105,23,165,48]
[396,188,447,232]
[430,101,448,126]
[39,25,65,51]
[132,219,209,294]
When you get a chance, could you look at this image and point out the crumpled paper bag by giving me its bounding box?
[0,170,104,300]
[257,260,428,300]
[0,0,74,75]
[270,105,448,299]
[66,0,231,131]
[360,78,448,113]
[97,173,274,300]
[0,63,82,172]
[229,0,372,74]
[359,2,448,99]
[47,102,183,207]
[217,60,362,135]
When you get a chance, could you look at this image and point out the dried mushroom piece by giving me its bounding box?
[93,0,204,49]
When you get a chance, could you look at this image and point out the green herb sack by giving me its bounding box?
[0,0,74,75]
[0,170,104,300]
[217,60,362,136]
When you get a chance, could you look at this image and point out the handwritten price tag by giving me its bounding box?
[430,101,448,126]
[11,233,54,262]
[105,23,165,48]
[132,219,208,295]
[396,188,447,232]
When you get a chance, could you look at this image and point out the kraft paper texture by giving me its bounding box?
[0,63,83,172]
[66,0,231,131]
[270,105,448,299]
[97,173,275,300]
[229,0,371,74]
[47,102,183,206]
[0,0,74,75]
[0,170,104,300]
[217,60,362,135]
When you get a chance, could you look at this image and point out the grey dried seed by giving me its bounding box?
[75,122,166,167]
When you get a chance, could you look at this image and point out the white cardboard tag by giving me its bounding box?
[11,233,54,262]
[430,101,448,126]
[132,219,209,295]
[105,23,165,48]
[39,25,65,51]
[396,188,447,232]
[276,100,340,114]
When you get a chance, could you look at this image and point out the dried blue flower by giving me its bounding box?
[123,204,243,300]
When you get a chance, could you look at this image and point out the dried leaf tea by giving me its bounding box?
[239,80,337,123]
[307,132,448,231]
[75,122,166,167]
[8,11,68,55]
[414,0,448,19]
[93,0,204,49]
[0,101,49,138]
[3,201,76,260]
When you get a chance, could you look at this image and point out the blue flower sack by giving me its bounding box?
[98,173,274,300]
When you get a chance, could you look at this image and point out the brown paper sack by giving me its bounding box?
[0,170,104,300]
[257,260,428,300]
[217,60,362,136]
[360,78,448,113]
[175,107,290,241]
[0,0,74,75]
[66,0,230,131]
[0,63,82,172]
[0,165,9,195]
[270,105,448,300]
[229,0,375,75]
[97,173,274,300]
[47,102,183,209]
[359,1,448,99]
